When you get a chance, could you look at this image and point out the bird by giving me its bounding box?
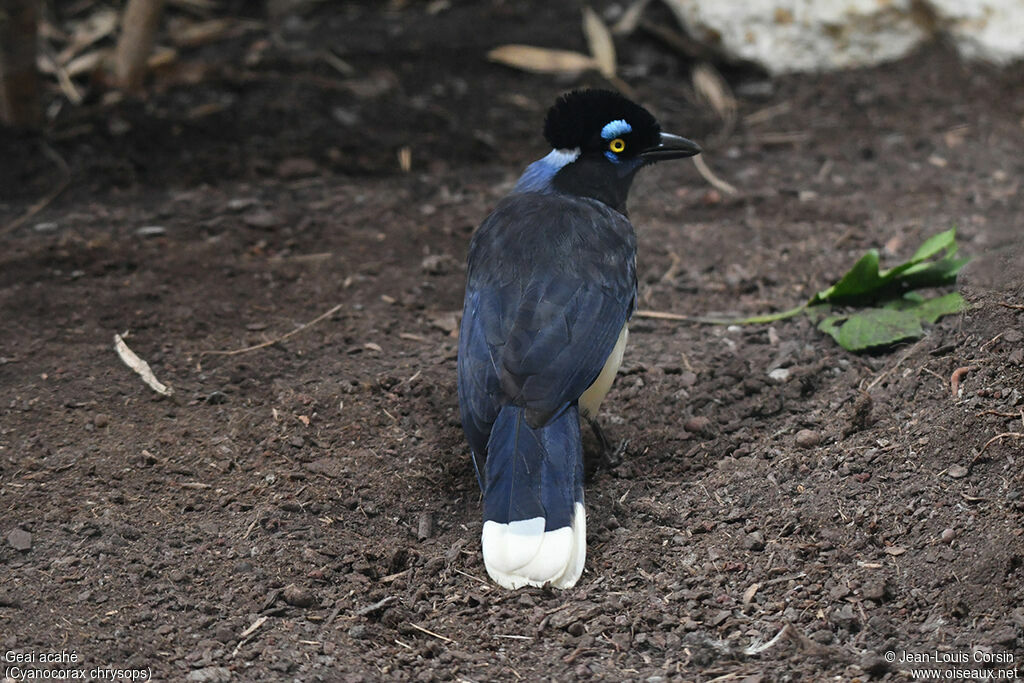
[457,89,701,590]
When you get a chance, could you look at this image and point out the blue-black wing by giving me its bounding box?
[457,192,637,471]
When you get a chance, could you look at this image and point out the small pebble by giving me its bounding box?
[135,225,167,237]
[282,583,314,608]
[206,391,228,405]
[243,210,280,229]
[186,667,232,683]
[1003,329,1023,343]
[809,628,833,644]
[941,528,956,544]
[275,157,318,178]
[683,416,711,434]
[795,429,821,448]
[417,511,434,541]
[743,531,765,551]
[768,368,791,382]
[168,570,189,583]
[421,253,455,275]
[7,528,32,551]
[93,414,109,428]
[227,197,259,211]
[862,579,887,601]
[947,464,968,479]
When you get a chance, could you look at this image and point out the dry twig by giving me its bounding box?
[692,63,736,138]
[634,309,736,324]
[976,432,1024,460]
[356,596,398,617]
[201,303,342,356]
[409,622,455,643]
[692,155,737,195]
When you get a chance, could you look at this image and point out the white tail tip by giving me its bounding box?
[481,502,586,589]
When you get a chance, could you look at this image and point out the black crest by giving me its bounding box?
[543,89,660,152]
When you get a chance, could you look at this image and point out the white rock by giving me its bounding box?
[662,0,1024,73]
[931,0,1024,65]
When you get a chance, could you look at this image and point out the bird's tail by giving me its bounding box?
[481,404,586,589]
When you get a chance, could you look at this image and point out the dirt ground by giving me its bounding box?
[2,1,1023,681]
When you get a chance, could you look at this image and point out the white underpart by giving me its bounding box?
[580,324,628,419]
[482,502,586,590]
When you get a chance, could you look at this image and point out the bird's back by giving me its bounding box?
[458,191,637,458]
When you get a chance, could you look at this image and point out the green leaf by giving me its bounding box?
[716,229,968,353]
[909,227,957,262]
[897,255,970,290]
[819,292,966,351]
[910,291,967,323]
[810,250,883,304]
[808,230,969,308]
[817,314,846,342]
[820,308,924,351]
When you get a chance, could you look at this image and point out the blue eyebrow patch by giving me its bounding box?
[601,119,632,140]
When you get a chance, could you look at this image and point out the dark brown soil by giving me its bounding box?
[2,2,1023,681]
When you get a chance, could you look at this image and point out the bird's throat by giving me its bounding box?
[551,157,639,214]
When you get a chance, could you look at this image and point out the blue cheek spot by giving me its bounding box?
[601,119,632,140]
[605,151,620,163]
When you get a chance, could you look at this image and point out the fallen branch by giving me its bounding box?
[114,333,174,397]
[114,0,167,91]
[201,303,342,356]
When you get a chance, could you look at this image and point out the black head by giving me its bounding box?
[544,89,662,161]
[539,89,701,212]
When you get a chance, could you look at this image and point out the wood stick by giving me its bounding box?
[115,0,167,91]
[201,303,342,356]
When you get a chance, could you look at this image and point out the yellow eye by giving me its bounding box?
[609,138,626,153]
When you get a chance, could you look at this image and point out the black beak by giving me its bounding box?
[640,132,702,162]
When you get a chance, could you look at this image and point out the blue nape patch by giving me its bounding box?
[514,148,580,193]
[601,119,632,140]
